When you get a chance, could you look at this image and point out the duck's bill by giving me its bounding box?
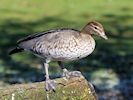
[101,34,108,40]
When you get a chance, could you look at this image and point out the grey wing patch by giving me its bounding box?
[18,38,37,51]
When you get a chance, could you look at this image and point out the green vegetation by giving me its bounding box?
[0,0,132,92]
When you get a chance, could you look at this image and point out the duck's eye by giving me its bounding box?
[94,27,97,29]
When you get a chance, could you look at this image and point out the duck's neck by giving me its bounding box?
[80,24,93,35]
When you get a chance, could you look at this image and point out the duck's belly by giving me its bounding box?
[50,45,95,61]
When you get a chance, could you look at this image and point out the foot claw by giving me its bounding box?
[45,79,56,91]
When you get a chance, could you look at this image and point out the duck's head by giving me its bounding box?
[82,21,108,40]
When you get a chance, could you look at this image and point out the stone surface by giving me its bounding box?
[0,75,97,100]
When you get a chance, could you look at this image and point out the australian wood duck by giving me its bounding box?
[9,21,108,91]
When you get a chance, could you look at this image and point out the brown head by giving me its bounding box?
[81,21,108,40]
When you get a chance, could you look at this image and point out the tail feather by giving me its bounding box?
[9,47,24,55]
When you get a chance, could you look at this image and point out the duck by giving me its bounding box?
[9,21,108,91]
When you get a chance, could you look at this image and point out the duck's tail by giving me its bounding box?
[9,47,24,55]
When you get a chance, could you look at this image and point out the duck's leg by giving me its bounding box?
[58,61,82,79]
[44,60,56,91]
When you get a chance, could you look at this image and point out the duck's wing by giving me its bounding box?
[17,28,80,50]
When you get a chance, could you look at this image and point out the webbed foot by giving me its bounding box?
[62,68,82,79]
[45,79,56,91]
